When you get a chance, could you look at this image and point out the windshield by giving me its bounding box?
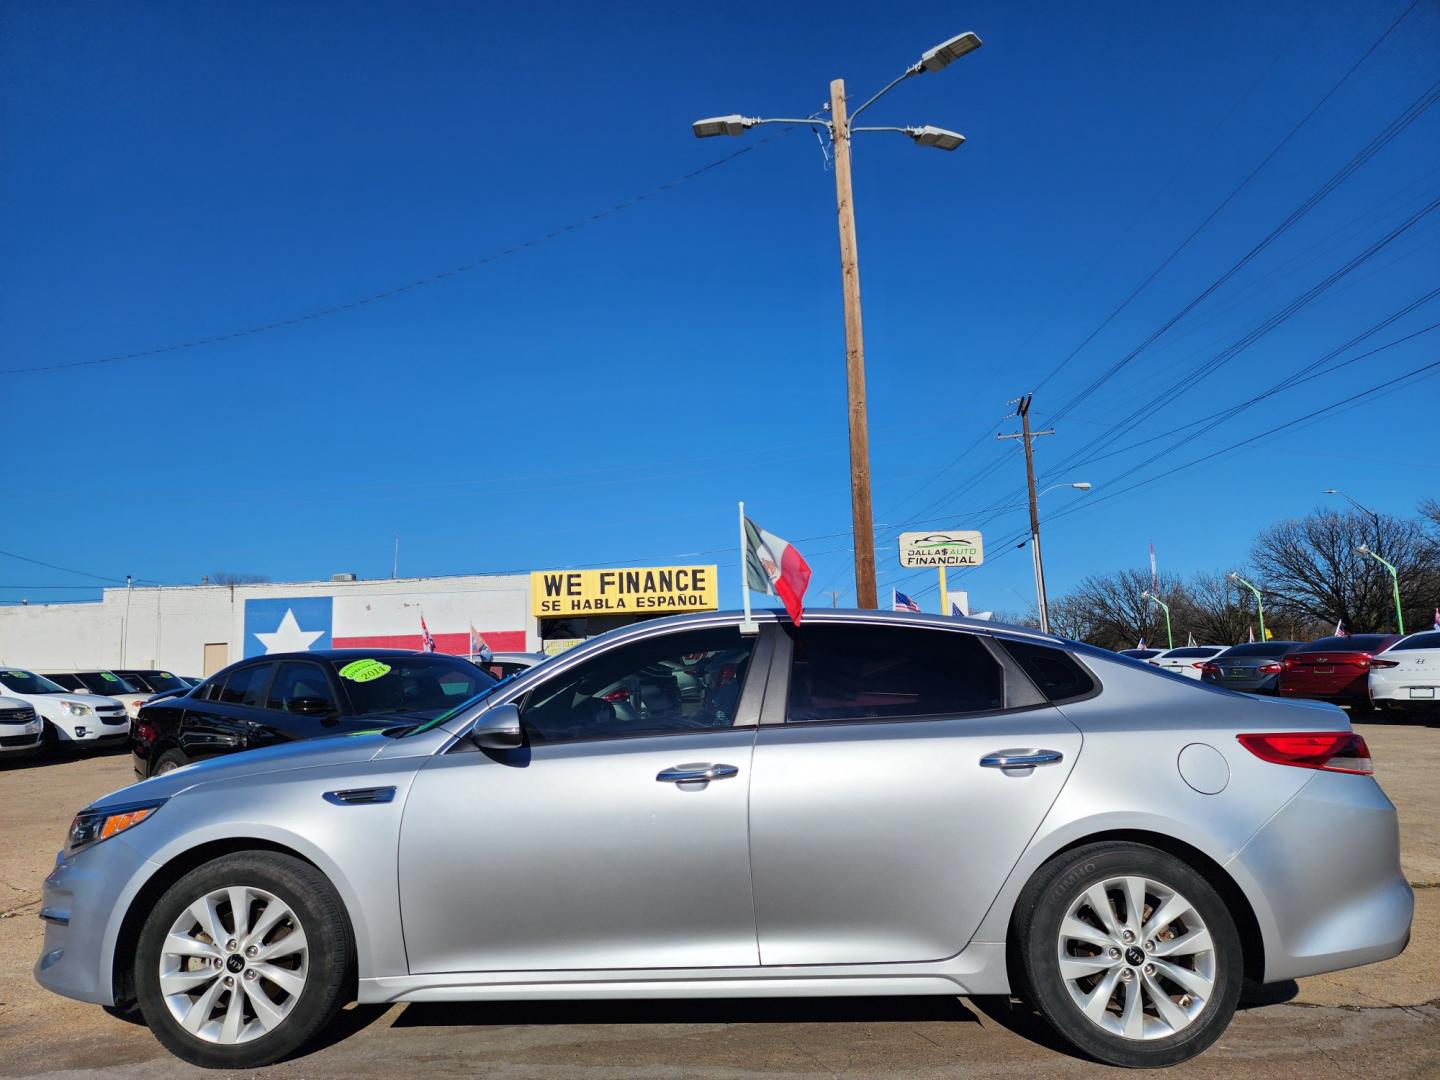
[0,669,66,694]
[331,655,498,719]
[127,670,188,692]
[77,671,138,694]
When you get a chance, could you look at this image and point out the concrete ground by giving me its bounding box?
[1,723,1436,1078]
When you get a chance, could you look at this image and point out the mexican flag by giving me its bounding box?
[744,516,812,624]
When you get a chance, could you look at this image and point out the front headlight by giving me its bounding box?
[59,700,92,718]
[64,800,166,857]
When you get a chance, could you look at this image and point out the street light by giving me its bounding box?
[1228,572,1266,642]
[1141,590,1174,651]
[1357,544,1405,634]
[694,31,982,609]
[1324,488,1383,550]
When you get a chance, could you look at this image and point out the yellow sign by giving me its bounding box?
[531,565,720,618]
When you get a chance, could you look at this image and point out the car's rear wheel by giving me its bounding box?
[152,749,190,776]
[1013,841,1242,1068]
[134,851,353,1068]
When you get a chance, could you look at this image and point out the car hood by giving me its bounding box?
[91,728,406,810]
[22,692,123,708]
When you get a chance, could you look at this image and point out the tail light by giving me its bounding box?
[1369,658,1399,669]
[1199,662,1220,676]
[1281,656,1300,669]
[1236,732,1373,775]
[1257,662,1283,674]
[601,687,630,703]
[1190,661,1208,669]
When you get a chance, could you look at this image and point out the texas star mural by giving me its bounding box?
[243,595,524,658]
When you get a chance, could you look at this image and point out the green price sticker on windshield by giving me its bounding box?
[101,672,119,681]
[339,659,392,683]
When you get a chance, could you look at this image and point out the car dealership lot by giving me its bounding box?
[1,725,1437,1079]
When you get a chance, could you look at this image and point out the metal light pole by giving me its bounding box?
[1228,572,1266,641]
[694,32,981,609]
[1324,489,1383,550]
[1141,590,1174,650]
[1357,544,1405,634]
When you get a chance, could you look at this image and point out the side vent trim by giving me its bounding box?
[323,786,397,806]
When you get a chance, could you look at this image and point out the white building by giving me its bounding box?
[0,562,722,677]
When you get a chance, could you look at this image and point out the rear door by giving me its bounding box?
[747,622,1082,966]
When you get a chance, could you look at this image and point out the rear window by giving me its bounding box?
[219,664,273,707]
[1217,642,1300,657]
[1120,649,1160,660]
[124,670,188,692]
[1001,639,1097,702]
[1297,636,1393,652]
[1391,632,1440,652]
[786,624,1004,722]
[1161,647,1222,659]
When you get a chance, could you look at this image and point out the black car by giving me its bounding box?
[130,649,497,778]
[113,669,192,695]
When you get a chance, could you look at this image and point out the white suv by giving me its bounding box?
[0,669,129,750]
[0,695,43,758]
[40,670,155,719]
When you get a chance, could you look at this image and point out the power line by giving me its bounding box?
[1030,0,1425,398]
[0,134,790,377]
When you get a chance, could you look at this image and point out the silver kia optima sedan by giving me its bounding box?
[34,610,1411,1070]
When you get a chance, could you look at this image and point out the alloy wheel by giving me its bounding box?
[1056,874,1216,1040]
[157,885,309,1044]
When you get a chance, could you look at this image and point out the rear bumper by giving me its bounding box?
[1369,677,1439,707]
[1230,771,1412,982]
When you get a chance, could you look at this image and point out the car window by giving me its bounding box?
[331,655,496,718]
[786,624,1003,723]
[1001,639,1097,702]
[1297,635,1392,652]
[42,673,84,690]
[520,627,755,743]
[0,669,66,694]
[81,671,138,693]
[266,662,338,713]
[1391,632,1440,651]
[219,663,274,707]
[1217,642,1299,657]
[130,670,188,692]
[1161,647,1221,659]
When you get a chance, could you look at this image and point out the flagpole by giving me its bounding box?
[739,501,757,635]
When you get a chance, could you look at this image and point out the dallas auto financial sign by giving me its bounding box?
[896,530,985,569]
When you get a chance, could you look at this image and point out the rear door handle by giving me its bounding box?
[657,762,739,784]
[980,748,1064,769]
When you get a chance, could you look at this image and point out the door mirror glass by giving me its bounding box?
[469,703,524,749]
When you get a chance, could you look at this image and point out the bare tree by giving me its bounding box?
[1175,571,1251,646]
[1062,568,1186,651]
[208,571,271,586]
[1250,509,1440,634]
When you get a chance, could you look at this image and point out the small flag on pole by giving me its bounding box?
[1186,632,1197,647]
[1137,636,1147,650]
[1335,619,1348,638]
[742,509,812,625]
[893,590,921,613]
[469,623,492,662]
[1248,626,1255,643]
[420,614,437,652]
[1433,607,1439,630]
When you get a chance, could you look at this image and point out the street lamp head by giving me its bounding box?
[1227,572,1239,582]
[1141,590,1152,600]
[1324,488,1339,495]
[906,125,966,151]
[1071,482,1092,491]
[918,31,983,74]
[1357,544,1371,554]
[691,115,756,139]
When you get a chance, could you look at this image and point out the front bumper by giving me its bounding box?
[33,837,155,1006]
[0,718,45,754]
[1230,770,1412,983]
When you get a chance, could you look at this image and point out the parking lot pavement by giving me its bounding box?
[2,725,1437,1079]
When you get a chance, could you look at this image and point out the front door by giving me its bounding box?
[399,623,768,974]
[748,622,1081,965]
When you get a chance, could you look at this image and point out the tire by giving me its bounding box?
[151,749,191,777]
[1012,841,1243,1068]
[134,851,354,1069]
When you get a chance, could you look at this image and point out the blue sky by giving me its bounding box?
[4,0,1438,614]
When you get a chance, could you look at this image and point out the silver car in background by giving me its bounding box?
[1199,641,1304,694]
[34,610,1411,1070]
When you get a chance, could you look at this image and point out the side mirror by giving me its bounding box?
[469,703,524,749]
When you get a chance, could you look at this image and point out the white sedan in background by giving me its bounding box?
[1147,645,1226,680]
[1369,630,1440,715]
[0,669,129,750]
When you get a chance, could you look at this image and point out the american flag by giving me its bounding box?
[1433,607,1440,631]
[892,590,921,613]
[420,614,436,652]
[1335,619,1348,638]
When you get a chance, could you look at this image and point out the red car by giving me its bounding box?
[1277,634,1402,708]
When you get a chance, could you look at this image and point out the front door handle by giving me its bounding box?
[980,748,1064,769]
[657,762,739,784]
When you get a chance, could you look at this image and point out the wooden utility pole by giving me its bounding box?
[998,395,1055,632]
[829,79,878,610]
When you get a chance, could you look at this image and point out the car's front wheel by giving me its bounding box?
[1013,841,1242,1068]
[134,851,353,1068]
